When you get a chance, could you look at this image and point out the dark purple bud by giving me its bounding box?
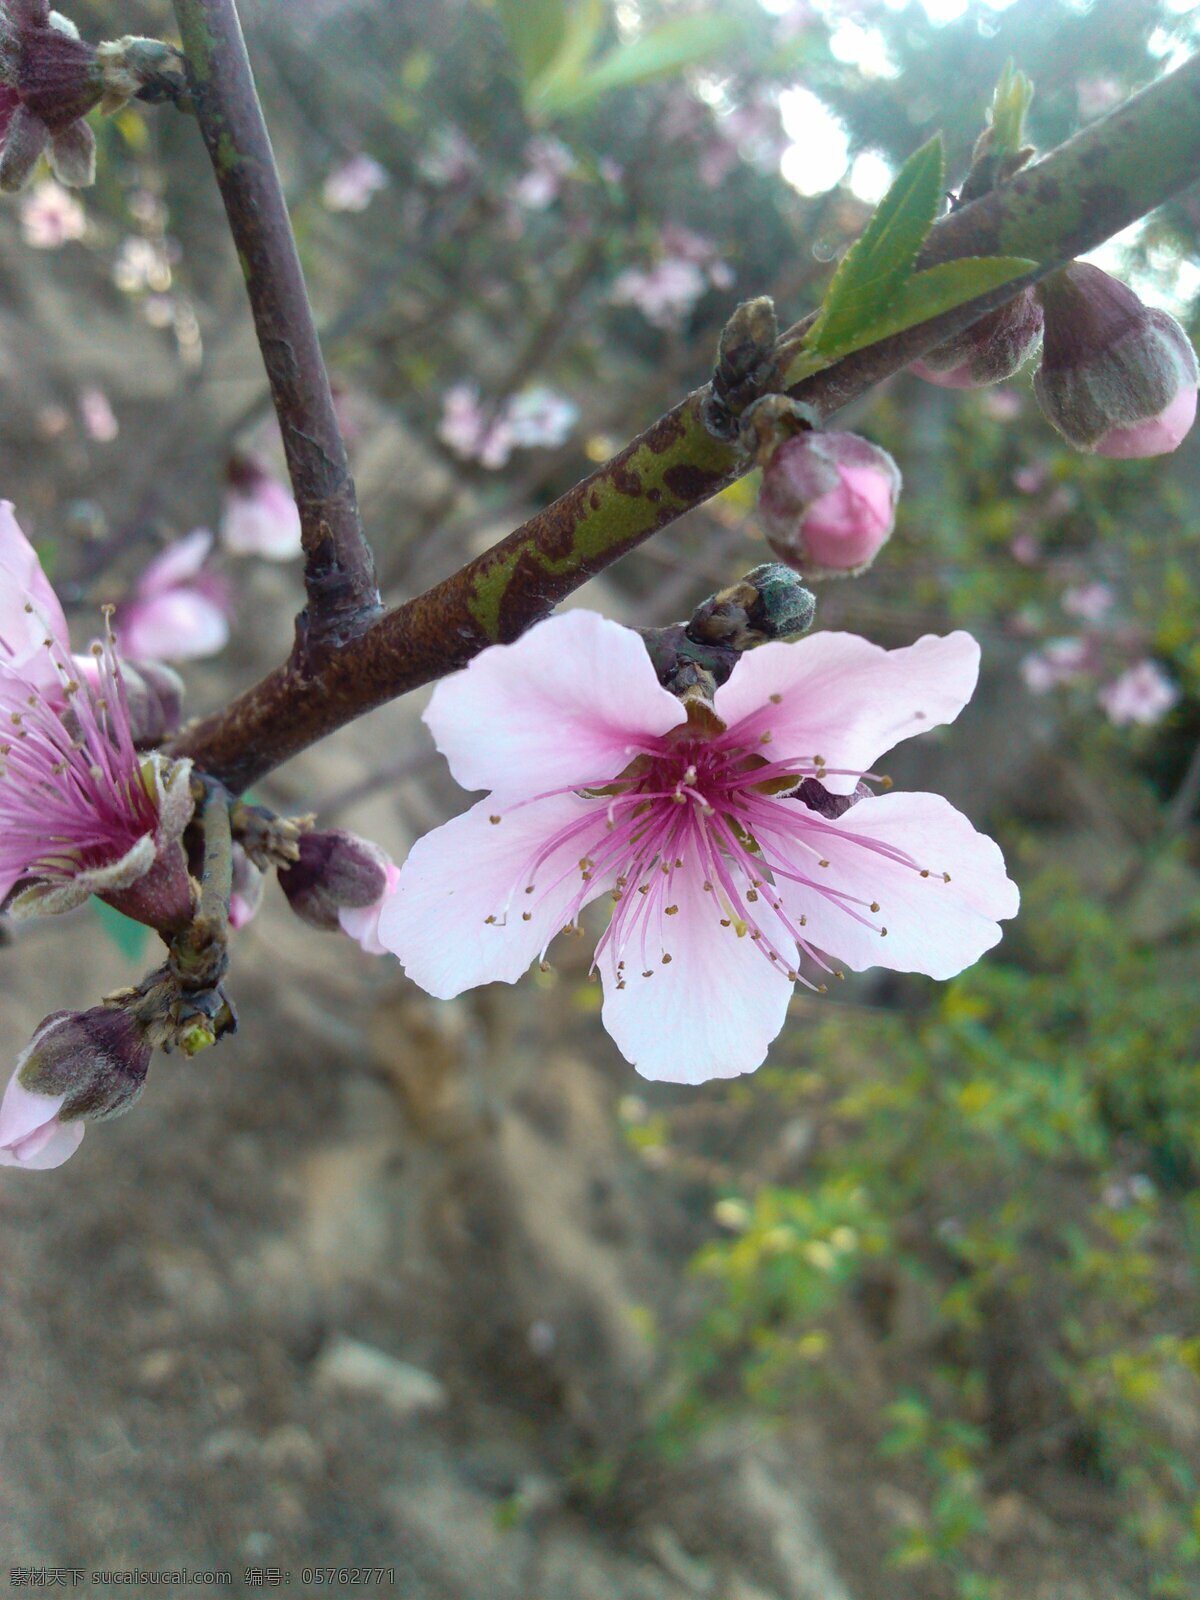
[1034,264,1198,457]
[119,657,186,746]
[911,289,1043,390]
[278,829,389,932]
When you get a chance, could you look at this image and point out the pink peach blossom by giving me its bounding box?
[1098,660,1180,727]
[379,612,1017,1084]
[116,528,232,663]
[1062,582,1114,623]
[0,502,195,927]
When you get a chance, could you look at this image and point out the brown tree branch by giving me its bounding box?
[172,53,1200,794]
[170,0,381,650]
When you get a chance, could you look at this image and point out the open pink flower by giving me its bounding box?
[116,528,232,662]
[0,501,194,929]
[379,612,1017,1084]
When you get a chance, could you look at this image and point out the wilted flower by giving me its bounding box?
[378,610,1017,1083]
[757,431,900,578]
[1098,659,1180,727]
[0,500,195,930]
[116,528,232,663]
[0,1005,152,1170]
[911,289,1043,390]
[220,454,302,560]
[322,152,388,212]
[1035,264,1198,457]
[17,173,83,244]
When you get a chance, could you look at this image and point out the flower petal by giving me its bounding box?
[0,1075,83,1169]
[773,791,1018,980]
[135,528,215,598]
[600,860,795,1085]
[0,499,70,682]
[117,589,230,662]
[379,793,613,998]
[424,610,685,795]
[713,631,981,794]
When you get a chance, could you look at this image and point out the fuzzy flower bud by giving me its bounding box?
[910,289,1043,390]
[757,431,900,578]
[1034,264,1198,457]
[277,829,390,932]
[0,1005,152,1170]
[0,3,100,191]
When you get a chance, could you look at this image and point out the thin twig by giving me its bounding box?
[170,0,381,651]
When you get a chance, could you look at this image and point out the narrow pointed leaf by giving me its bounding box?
[783,255,1035,386]
[534,13,741,116]
[806,135,945,357]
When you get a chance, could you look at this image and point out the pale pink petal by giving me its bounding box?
[136,528,214,598]
[1096,385,1197,459]
[600,862,795,1084]
[773,791,1018,980]
[713,632,980,794]
[117,590,230,662]
[0,1076,84,1170]
[424,611,686,795]
[0,500,70,674]
[379,793,614,998]
[339,861,400,955]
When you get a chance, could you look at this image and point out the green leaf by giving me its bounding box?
[989,58,1034,159]
[533,13,741,116]
[496,0,569,84]
[784,255,1035,386]
[525,0,606,114]
[93,898,150,963]
[806,135,946,358]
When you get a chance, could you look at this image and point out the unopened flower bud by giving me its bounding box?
[0,1005,152,1170]
[910,289,1043,389]
[277,829,389,932]
[757,431,900,578]
[119,657,186,745]
[0,4,101,191]
[1034,264,1198,457]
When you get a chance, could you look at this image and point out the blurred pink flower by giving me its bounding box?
[1010,533,1041,566]
[437,383,577,468]
[1062,581,1114,623]
[511,137,573,210]
[1020,637,1089,694]
[220,455,302,560]
[322,153,388,213]
[1077,76,1123,121]
[378,612,1017,1083]
[417,127,478,187]
[1098,660,1180,727]
[78,385,117,442]
[116,529,232,663]
[18,177,84,246]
